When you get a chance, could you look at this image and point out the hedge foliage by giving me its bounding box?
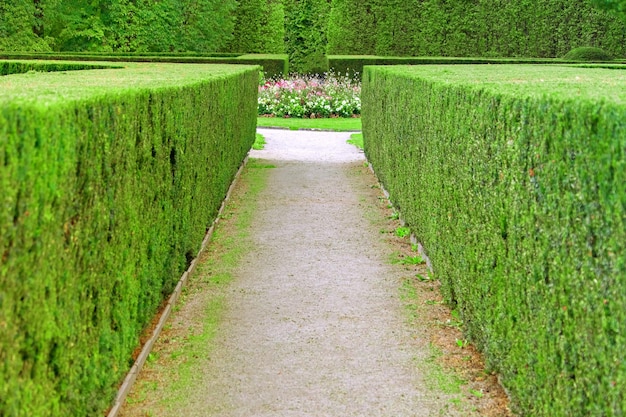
[0,0,238,53]
[564,46,615,61]
[327,55,575,79]
[362,65,626,416]
[0,53,288,78]
[0,62,258,416]
[327,0,626,58]
[0,60,116,76]
[283,0,331,73]
[227,0,285,54]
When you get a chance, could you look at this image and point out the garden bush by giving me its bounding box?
[0,62,258,416]
[362,64,626,416]
[327,0,626,58]
[0,53,289,78]
[327,55,562,79]
[564,46,614,61]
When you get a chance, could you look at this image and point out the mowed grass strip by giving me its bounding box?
[257,116,361,131]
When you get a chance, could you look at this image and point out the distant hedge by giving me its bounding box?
[0,63,258,416]
[233,54,289,78]
[328,0,626,58]
[564,46,614,61]
[362,65,626,416]
[33,51,242,57]
[0,60,116,76]
[0,53,288,78]
[327,55,574,78]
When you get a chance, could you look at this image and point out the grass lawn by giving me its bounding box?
[253,133,266,150]
[348,133,363,149]
[257,116,362,131]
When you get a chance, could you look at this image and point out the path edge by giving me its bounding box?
[106,154,250,417]
[365,161,434,272]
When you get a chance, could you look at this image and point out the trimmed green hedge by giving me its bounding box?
[564,46,614,61]
[327,0,626,58]
[328,55,599,78]
[0,53,288,78]
[226,0,285,54]
[33,51,243,57]
[0,62,258,416]
[362,65,626,416]
[0,60,118,76]
[233,54,289,78]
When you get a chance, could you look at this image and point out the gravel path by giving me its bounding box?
[120,128,466,416]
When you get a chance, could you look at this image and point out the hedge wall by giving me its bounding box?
[0,53,288,78]
[327,0,626,58]
[327,55,579,78]
[233,54,289,78]
[362,65,626,416]
[0,60,116,76]
[0,62,258,416]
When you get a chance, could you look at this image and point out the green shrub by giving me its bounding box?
[225,0,284,54]
[0,53,288,78]
[328,55,561,79]
[234,54,289,78]
[0,62,258,416]
[326,0,626,58]
[0,60,115,75]
[259,0,286,54]
[362,64,626,416]
[284,0,331,73]
[564,46,614,61]
[326,0,376,55]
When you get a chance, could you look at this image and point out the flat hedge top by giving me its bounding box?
[365,64,626,104]
[236,53,289,59]
[0,61,260,106]
[328,56,574,64]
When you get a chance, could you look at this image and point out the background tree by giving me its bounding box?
[0,0,51,51]
[325,0,626,58]
[226,0,283,53]
[327,0,376,55]
[41,0,236,52]
[226,0,264,53]
[44,0,109,51]
[179,0,237,52]
[259,0,285,54]
[284,0,331,73]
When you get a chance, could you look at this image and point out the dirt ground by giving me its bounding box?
[119,128,513,417]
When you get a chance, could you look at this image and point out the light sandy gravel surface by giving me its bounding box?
[120,128,470,417]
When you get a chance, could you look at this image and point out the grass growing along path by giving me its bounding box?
[257,116,361,131]
[253,133,266,150]
[348,132,364,149]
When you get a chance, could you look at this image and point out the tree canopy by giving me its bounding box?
[1,0,625,63]
[0,0,239,52]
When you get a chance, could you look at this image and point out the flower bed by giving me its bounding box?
[258,72,360,118]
